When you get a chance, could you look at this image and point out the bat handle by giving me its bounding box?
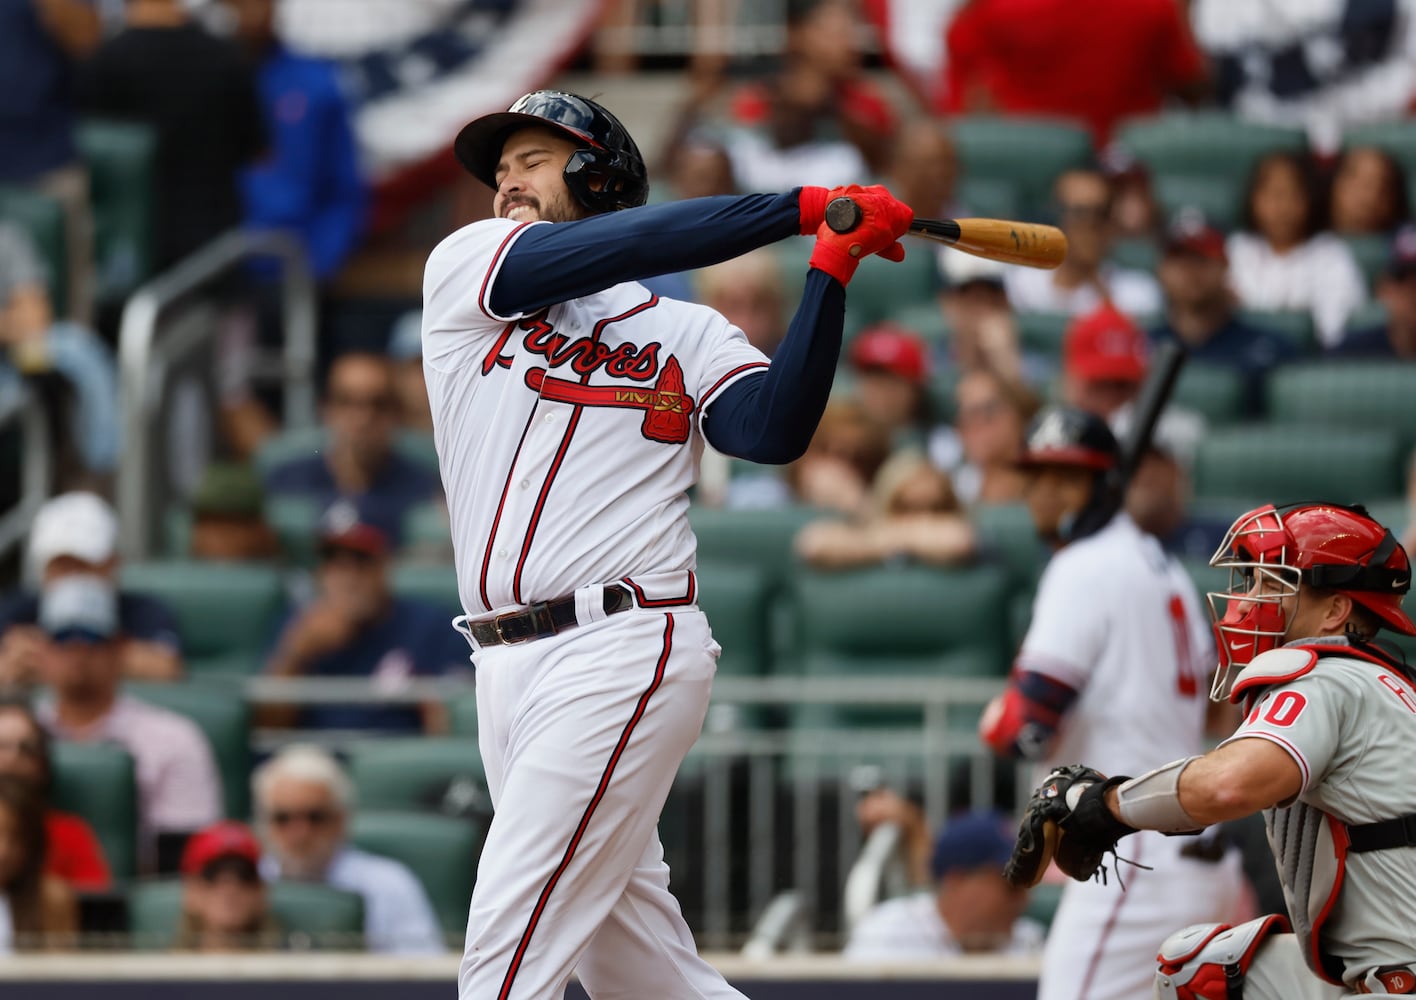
[825,197,862,234]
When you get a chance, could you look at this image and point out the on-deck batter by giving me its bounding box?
[979,405,1243,1000]
[422,90,913,999]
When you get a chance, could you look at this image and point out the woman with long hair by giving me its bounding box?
[0,774,78,951]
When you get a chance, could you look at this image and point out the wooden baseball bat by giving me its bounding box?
[825,196,1067,270]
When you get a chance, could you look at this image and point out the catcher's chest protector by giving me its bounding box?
[1265,799,1349,984]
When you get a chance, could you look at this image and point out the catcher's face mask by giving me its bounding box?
[1207,505,1300,702]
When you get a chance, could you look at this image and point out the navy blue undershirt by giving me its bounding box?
[490,192,846,464]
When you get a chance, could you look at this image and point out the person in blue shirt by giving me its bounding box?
[263,351,442,545]
[1149,209,1298,412]
[225,0,366,282]
[263,504,468,732]
[1329,223,1416,361]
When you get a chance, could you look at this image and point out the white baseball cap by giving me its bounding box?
[28,492,119,572]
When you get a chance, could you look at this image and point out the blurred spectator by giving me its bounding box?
[784,401,893,517]
[1328,146,1410,236]
[0,221,119,484]
[937,255,1047,387]
[665,132,737,202]
[940,0,1206,144]
[226,0,366,282]
[843,809,1042,960]
[0,775,78,952]
[885,120,961,224]
[1004,169,1162,317]
[386,311,433,434]
[1191,0,1416,153]
[0,492,182,685]
[263,504,467,733]
[33,575,222,865]
[1403,449,1416,558]
[696,251,785,357]
[1226,150,1366,348]
[75,0,265,270]
[1061,305,1149,420]
[177,821,280,951]
[938,367,1037,507]
[847,323,939,450]
[1099,144,1162,241]
[254,745,443,954]
[188,462,279,562]
[0,0,100,320]
[263,352,442,546]
[0,697,109,892]
[795,450,974,569]
[1150,209,1297,406]
[1330,224,1416,360]
[723,0,894,189]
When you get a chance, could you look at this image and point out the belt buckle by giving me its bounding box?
[493,611,531,645]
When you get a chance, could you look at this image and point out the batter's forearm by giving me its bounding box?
[490,192,802,316]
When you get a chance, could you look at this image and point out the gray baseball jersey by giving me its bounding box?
[1223,639,1416,982]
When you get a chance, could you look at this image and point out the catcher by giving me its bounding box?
[1006,502,1416,999]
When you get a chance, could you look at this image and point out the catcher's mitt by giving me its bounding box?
[1003,764,1138,888]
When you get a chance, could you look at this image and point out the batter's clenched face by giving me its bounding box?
[493,127,589,224]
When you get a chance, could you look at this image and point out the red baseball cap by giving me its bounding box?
[849,323,929,385]
[181,821,262,877]
[1064,305,1149,383]
[1163,208,1227,261]
[318,501,389,558]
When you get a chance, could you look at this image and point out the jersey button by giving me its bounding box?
[497,549,508,559]
[520,479,530,489]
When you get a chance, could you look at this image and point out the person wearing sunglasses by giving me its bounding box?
[252,745,440,954]
[177,821,280,952]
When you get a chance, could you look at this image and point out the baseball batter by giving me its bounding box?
[1005,501,1416,999]
[979,405,1243,1000]
[421,91,913,999]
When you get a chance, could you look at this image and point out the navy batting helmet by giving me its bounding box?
[454,90,649,214]
[1017,406,1122,543]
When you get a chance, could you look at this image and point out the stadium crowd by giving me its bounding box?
[0,0,1415,961]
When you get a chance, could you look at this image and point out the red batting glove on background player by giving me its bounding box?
[808,185,914,286]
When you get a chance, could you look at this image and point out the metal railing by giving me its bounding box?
[0,382,53,563]
[117,229,317,559]
[240,673,1020,950]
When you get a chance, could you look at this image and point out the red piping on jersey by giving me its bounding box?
[496,614,674,1000]
[701,361,770,407]
[1244,731,1311,790]
[512,294,661,603]
[478,222,533,320]
[1310,815,1351,985]
[478,408,538,612]
[1077,834,1142,998]
[621,571,696,608]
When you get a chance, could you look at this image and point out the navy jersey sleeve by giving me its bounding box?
[489,193,802,316]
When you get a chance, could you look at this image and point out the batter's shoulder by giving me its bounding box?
[428,217,532,263]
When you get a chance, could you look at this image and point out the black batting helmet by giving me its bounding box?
[1017,406,1123,543]
[454,90,649,215]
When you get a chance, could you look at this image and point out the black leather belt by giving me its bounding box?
[469,584,634,646]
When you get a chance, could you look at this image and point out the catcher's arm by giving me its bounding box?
[1103,738,1303,828]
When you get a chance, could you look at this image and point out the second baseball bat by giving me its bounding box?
[825,196,1067,269]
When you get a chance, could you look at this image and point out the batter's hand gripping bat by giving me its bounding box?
[824,196,1068,270]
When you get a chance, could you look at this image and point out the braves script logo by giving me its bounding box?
[483,315,693,444]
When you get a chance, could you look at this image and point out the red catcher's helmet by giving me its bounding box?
[1208,502,1416,701]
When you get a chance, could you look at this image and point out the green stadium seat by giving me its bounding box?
[127,680,251,820]
[686,506,818,593]
[971,503,1048,590]
[447,689,479,736]
[1193,427,1406,505]
[351,810,483,938]
[126,879,365,950]
[264,494,323,567]
[1172,363,1248,425]
[1342,121,1416,175]
[75,120,156,304]
[1109,237,1161,273]
[884,301,949,345]
[1237,310,1317,352]
[1024,882,1065,932]
[1342,234,1391,292]
[844,245,942,330]
[1152,174,1243,231]
[0,187,66,308]
[948,116,1094,216]
[120,560,286,663]
[1118,113,1306,180]
[789,650,1001,731]
[1014,311,1071,356]
[402,501,452,553]
[957,176,1022,220]
[1267,362,1416,446]
[254,428,440,478]
[390,562,460,618]
[345,737,484,813]
[50,743,138,880]
[695,561,772,677]
[1345,300,1388,339]
[791,563,1011,668]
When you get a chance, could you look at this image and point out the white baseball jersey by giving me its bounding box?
[422,217,770,617]
[1019,513,1212,776]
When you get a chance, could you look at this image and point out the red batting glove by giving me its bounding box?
[808,185,914,286]
[798,183,872,235]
